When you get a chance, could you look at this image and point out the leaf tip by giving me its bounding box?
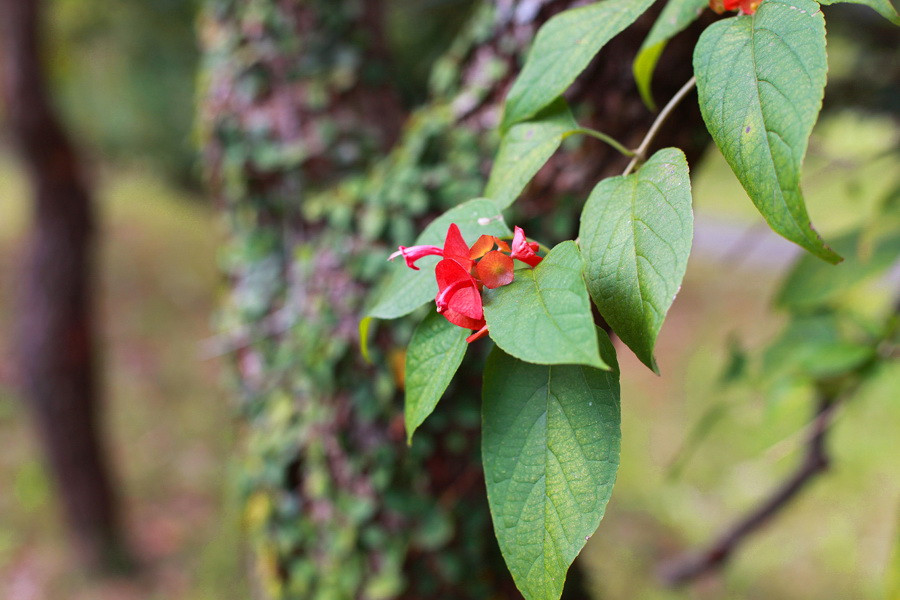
[633,43,664,112]
[590,353,613,371]
[809,236,843,265]
[639,352,660,375]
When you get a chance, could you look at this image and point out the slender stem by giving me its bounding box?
[563,127,635,158]
[623,76,696,176]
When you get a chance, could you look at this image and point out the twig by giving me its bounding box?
[623,76,697,176]
[563,127,635,158]
[658,396,837,586]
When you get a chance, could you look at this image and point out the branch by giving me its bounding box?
[658,396,837,586]
[563,127,635,158]
[623,76,696,176]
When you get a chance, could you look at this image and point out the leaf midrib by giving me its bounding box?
[522,261,596,365]
[746,7,814,242]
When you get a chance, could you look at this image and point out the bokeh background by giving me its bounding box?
[0,1,897,599]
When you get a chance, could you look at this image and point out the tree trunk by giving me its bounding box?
[199,1,709,597]
[0,0,130,574]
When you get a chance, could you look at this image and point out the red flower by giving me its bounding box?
[710,0,760,14]
[390,222,543,342]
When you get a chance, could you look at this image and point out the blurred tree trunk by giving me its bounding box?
[0,0,130,574]
[199,1,708,598]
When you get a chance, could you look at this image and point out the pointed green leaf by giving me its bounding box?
[693,0,841,263]
[776,228,900,311]
[579,148,693,372]
[633,0,708,109]
[483,241,607,369]
[486,99,577,209]
[366,198,511,319]
[501,0,656,131]
[762,313,875,381]
[482,336,620,600]
[817,0,900,25]
[404,311,468,444]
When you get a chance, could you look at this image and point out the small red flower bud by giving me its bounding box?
[510,226,542,268]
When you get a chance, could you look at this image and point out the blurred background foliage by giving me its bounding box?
[34,0,481,188]
[0,0,897,599]
[44,0,199,186]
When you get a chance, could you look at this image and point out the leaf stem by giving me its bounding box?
[623,76,696,176]
[563,127,635,158]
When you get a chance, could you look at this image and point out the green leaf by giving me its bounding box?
[482,336,620,600]
[762,313,875,380]
[633,0,708,109]
[693,0,841,264]
[359,316,374,363]
[366,198,511,319]
[485,99,577,210]
[404,311,469,444]
[500,0,656,131]
[579,148,693,372]
[817,0,900,25]
[776,228,900,311]
[483,241,607,369]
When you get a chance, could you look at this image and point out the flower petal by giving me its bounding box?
[388,244,443,270]
[443,223,473,270]
[469,235,496,260]
[442,309,485,331]
[510,226,542,268]
[435,258,482,320]
[466,324,490,343]
[447,285,483,320]
[476,251,515,289]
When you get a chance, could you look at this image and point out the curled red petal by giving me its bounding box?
[442,309,485,331]
[435,278,470,313]
[510,226,542,268]
[476,251,515,289]
[466,324,490,343]
[435,258,482,320]
[388,244,443,270]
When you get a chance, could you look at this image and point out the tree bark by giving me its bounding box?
[1,0,130,573]
[199,1,710,597]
